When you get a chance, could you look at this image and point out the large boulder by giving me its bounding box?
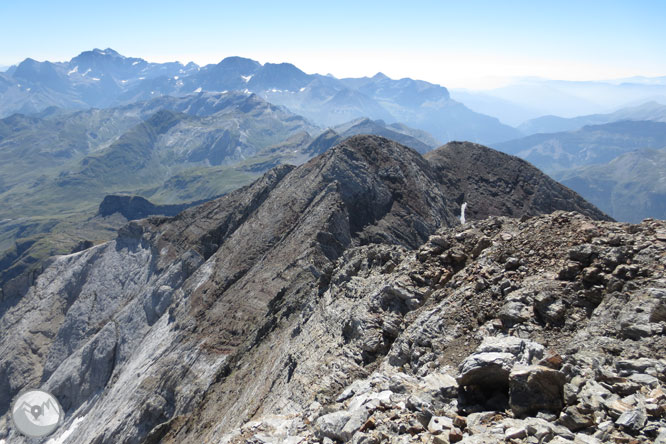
[457,337,545,412]
[316,411,352,441]
[458,337,545,388]
[509,365,566,417]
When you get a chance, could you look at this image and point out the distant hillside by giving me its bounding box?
[330,117,435,154]
[0,91,317,299]
[519,101,666,135]
[494,120,666,173]
[554,147,666,223]
[0,92,317,221]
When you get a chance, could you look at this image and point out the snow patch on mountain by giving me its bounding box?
[46,415,86,444]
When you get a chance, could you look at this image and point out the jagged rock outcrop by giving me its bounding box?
[204,212,665,444]
[0,136,624,444]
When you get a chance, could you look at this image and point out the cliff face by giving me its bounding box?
[0,136,630,444]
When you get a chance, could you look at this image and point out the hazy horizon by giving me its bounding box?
[3,48,666,93]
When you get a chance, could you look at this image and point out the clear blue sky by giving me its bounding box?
[1,0,665,88]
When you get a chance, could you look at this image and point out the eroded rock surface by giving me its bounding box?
[2,136,656,444]
[205,213,665,444]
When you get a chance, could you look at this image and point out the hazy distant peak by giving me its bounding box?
[19,57,37,64]
[262,62,307,75]
[95,48,121,56]
[349,116,374,125]
[13,58,60,83]
[15,57,39,69]
[216,56,261,71]
[75,48,125,60]
[630,100,665,109]
[372,72,389,80]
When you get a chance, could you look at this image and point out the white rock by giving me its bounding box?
[428,415,454,434]
[316,411,352,441]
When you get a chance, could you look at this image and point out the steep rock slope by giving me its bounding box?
[196,211,666,444]
[0,136,609,443]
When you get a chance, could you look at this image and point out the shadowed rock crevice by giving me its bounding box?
[98,194,219,221]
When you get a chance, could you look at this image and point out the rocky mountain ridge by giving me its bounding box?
[0,93,438,307]
[203,211,666,444]
[0,136,615,444]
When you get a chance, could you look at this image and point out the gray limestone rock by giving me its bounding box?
[458,337,545,390]
[558,406,594,432]
[615,407,647,432]
[316,411,353,441]
[422,372,458,399]
[428,415,454,434]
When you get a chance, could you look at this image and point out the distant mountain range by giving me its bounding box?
[2,48,665,294]
[0,48,520,144]
[492,120,666,222]
[493,120,666,173]
[518,101,666,135]
[452,77,666,126]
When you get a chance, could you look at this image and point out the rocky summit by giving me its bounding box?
[1,136,662,444]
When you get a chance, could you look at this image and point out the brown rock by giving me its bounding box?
[359,417,376,432]
[509,365,566,417]
[449,427,463,443]
[453,415,466,429]
[539,352,564,369]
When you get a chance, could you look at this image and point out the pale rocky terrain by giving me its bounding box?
[211,212,666,444]
[1,136,662,444]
